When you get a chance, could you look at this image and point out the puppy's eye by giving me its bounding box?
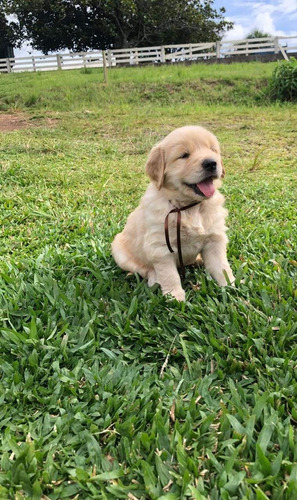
[179,152,190,159]
[210,147,218,153]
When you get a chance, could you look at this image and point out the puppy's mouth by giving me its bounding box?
[184,175,216,198]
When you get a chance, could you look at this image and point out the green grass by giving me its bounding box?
[0,62,297,499]
[0,60,279,112]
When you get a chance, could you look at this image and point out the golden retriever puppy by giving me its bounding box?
[112,125,234,301]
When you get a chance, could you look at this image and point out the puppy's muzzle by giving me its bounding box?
[202,159,217,173]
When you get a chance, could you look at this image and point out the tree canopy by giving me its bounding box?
[0,7,17,57]
[4,0,233,53]
[246,29,271,39]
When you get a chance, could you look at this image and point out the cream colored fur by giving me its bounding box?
[112,125,234,301]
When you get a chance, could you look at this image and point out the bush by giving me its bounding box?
[268,57,297,101]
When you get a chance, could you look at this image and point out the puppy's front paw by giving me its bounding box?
[225,270,235,286]
[171,288,186,302]
[218,269,235,287]
[147,269,157,287]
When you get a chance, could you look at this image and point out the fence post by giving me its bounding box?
[189,44,193,60]
[32,56,36,72]
[160,45,165,63]
[6,58,12,73]
[274,36,279,54]
[56,54,62,70]
[278,44,289,61]
[107,49,112,67]
[134,49,139,65]
[102,50,107,83]
[216,41,221,59]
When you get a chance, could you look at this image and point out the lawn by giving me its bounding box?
[0,61,296,499]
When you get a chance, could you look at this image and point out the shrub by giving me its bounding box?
[268,57,297,101]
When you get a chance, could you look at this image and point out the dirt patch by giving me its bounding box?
[0,113,29,132]
[0,113,58,132]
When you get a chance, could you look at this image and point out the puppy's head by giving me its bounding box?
[146,126,225,201]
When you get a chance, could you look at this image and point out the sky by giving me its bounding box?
[213,0,297,39]
[14,0,297,57]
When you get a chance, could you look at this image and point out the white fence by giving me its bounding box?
[1,36,296,73]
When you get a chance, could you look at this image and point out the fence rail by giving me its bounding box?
[1,36,296,73]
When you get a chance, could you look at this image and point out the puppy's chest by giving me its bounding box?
[168,211,208,251]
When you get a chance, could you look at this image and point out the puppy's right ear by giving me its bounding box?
[145,145,165,190]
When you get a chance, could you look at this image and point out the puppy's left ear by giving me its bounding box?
[221,158,226,178]
[145,145,166,190]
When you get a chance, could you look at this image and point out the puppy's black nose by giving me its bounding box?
[202,159,217,172]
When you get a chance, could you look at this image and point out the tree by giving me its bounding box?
[246,29,271,39]
[4,0,233,53]
[0,8,17,58]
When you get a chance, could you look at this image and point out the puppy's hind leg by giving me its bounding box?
[112,233,149,278]
[196,253,204,267]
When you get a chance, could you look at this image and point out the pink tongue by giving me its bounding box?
[197,178,215,197]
